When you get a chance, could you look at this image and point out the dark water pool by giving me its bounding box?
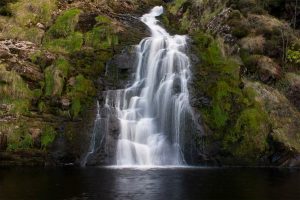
[1,167,300,200]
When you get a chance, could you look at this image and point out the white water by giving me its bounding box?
[114,6,193,166]
[83,6,194,166]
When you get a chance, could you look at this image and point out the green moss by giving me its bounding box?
[55,57,70,77]
[68,74,96,118]
[38,101,47,113]
[70,50,106,78]
[224,107,269,160]
[192,31,270,161]
[179,9,191,33]
[33,89,42,99]
[0,65,33,116]
[0,0,56,43]
[287,48,300,65]
[47,8,81,38]
[85,16,118,50]
[44,58,70,97]
[7,124,33,151]
[41,125,56,149]
[168,0,187,15]
[29,51,49,69]
[0,65,32,99]
[44,32,83,54]
[10,0,56,26]
[95,15,111,24]
[71,97,81,118]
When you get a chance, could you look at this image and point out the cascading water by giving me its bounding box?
[83,6,195,166]
[115,6,193,166]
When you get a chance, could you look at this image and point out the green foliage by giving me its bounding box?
[193,31,269,161]
[168,0,187,15]
[95,15,111,24]
[29,51,50,69]
[55,57,70,77]
[41,125,56,149]
[44,66,55,96]
[43,9,83,53]
[85,15,118,50]
[0,0,17,16]
[70,50,106,78]
[0,65,32,116]
[33,89,42,99]
[10,0,56,26]
[287,48,300,65]
[224,107,268,160]
[0,0,56,43]
[47,8,81,38]
[44,32,83,54]
[68,74,96,117]
[7,124,33,151]
[38,101,47,112]
[71,98,81,118]
[44,58,70,97]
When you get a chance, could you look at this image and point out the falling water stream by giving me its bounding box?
[83,6,194,166]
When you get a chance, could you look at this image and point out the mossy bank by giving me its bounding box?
[0,0,161,166]
[164,0,300,167]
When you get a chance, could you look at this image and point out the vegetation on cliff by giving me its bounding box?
[0,0,299,166]
[0,0,155,165]
[166,0,300,166]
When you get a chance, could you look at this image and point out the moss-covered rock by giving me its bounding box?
[245,81,300,156]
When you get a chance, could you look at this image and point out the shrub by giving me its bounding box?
[68,74,96,118]
[47,8,81,38]
[85,15,118,50]
[192,31,269,161]
[9,0,56,26]
[7,124,33,151]
[44,32,83,54]
[41,125,56,149]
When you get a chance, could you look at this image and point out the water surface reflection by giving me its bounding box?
[0,167,300,200]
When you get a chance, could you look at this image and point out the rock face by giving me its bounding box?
[245,81,300,167]
[0,0,158,166]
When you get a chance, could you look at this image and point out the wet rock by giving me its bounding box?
[0,133,7,151]
[77,12,98,32]
[110,46,137,70]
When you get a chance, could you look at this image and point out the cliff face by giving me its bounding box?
[0,0,299,167]
[164,0,300,167]
[0,0,159,166]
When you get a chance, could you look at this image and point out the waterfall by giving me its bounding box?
[83,6,195,166]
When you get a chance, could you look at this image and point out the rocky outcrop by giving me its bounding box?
[245,81,300,167]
